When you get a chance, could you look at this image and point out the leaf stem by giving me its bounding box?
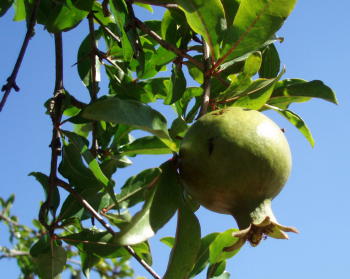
[134,17,204,70]
[0,0,41,112]
[56,178,161,279]
[198,40,212,117]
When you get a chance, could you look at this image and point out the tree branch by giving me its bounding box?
[198,40,212,117]
[56,178,161,279]
[40,33,64,232]
[134,18,204,70]
[88,13,100,154]
[0,0,41,112]
[93,14,121,43]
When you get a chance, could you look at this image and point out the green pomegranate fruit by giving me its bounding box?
[179,107,298,249]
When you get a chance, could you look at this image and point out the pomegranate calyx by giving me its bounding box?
[224,216,299,252]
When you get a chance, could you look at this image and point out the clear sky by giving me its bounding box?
[1,1,349,278]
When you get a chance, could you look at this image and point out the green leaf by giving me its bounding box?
[63,229,128,258]
[233,69,284,110]
[277,109,315,147]
[190,233,219,277]
[110,0,134,61]
[165,64,187,105]
[33,241,67,279]
[115,161,182,245]
[29,172,60,214]
[220,0,240,27]
[58,143,102,190]
[77,31,102,92]
[267,96,311,110]
[221,0,297,61]
[163,204,201,279]
[209,229,240,264]
[61,131,111,188]
[118,167,162,208]
[82,97,177,151]
[80,252,100,278]
[134,2,153,12]
[120,136,172,157]
[160,237,175,248]
[58,188,111,221]
[71,0,94,11]
[0,0,14,17]
[259,44,280,78]
[212,271,231,279]
[243,51,262,77]
[176,0,226,58]
[207,261,226,278]
[272,79,338,104]
[13,0,26,21]
[38,0,88,33]
[174,87,203,118]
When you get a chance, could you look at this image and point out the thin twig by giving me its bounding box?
[93,14,121,43]
[56,178,161,279]
[126,0,143,58]
[134,18,204,70]
[131,0,178,8]
[0,213,35,233]
[0,249,30,259]
[208,3,270,76]
[39,33,64,232]
[198,40,212,117]
[88,13,100,154]
[0,0,41,112]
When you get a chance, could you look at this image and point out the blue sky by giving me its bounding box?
[1,0,350,278]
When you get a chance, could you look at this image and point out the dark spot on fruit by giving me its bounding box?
[281,128,285,133]
[208,137,215,155]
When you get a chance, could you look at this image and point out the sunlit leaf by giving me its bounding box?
[243,51,262,77]
[120,136,172,156]
[209,229,240,264]
[221,0,297,62]
[163,204,201,279]
[176,0,226,58]
[272,79,338,104]
[277,109,315,147]
[190,233,219,277]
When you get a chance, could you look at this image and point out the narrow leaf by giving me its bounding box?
[61,131,110,188]
[120,136,172,157]
[29,172,60,214]
[82,97,177,151]
[166,64,187,105]
[259,44,280,78]
[221,0,297,62]
[233,69,284,110]
[209,229,240,264]
[273,80,338,104]
[115,161,182,245]
[0,0,13,17]
[163,204,201,279]
[118,167,162,208]
[176,0,226,58]
[277,109,315,147]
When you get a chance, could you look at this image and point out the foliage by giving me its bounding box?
[0,0,337,278]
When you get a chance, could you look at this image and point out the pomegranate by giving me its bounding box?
[179,107,298,250]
